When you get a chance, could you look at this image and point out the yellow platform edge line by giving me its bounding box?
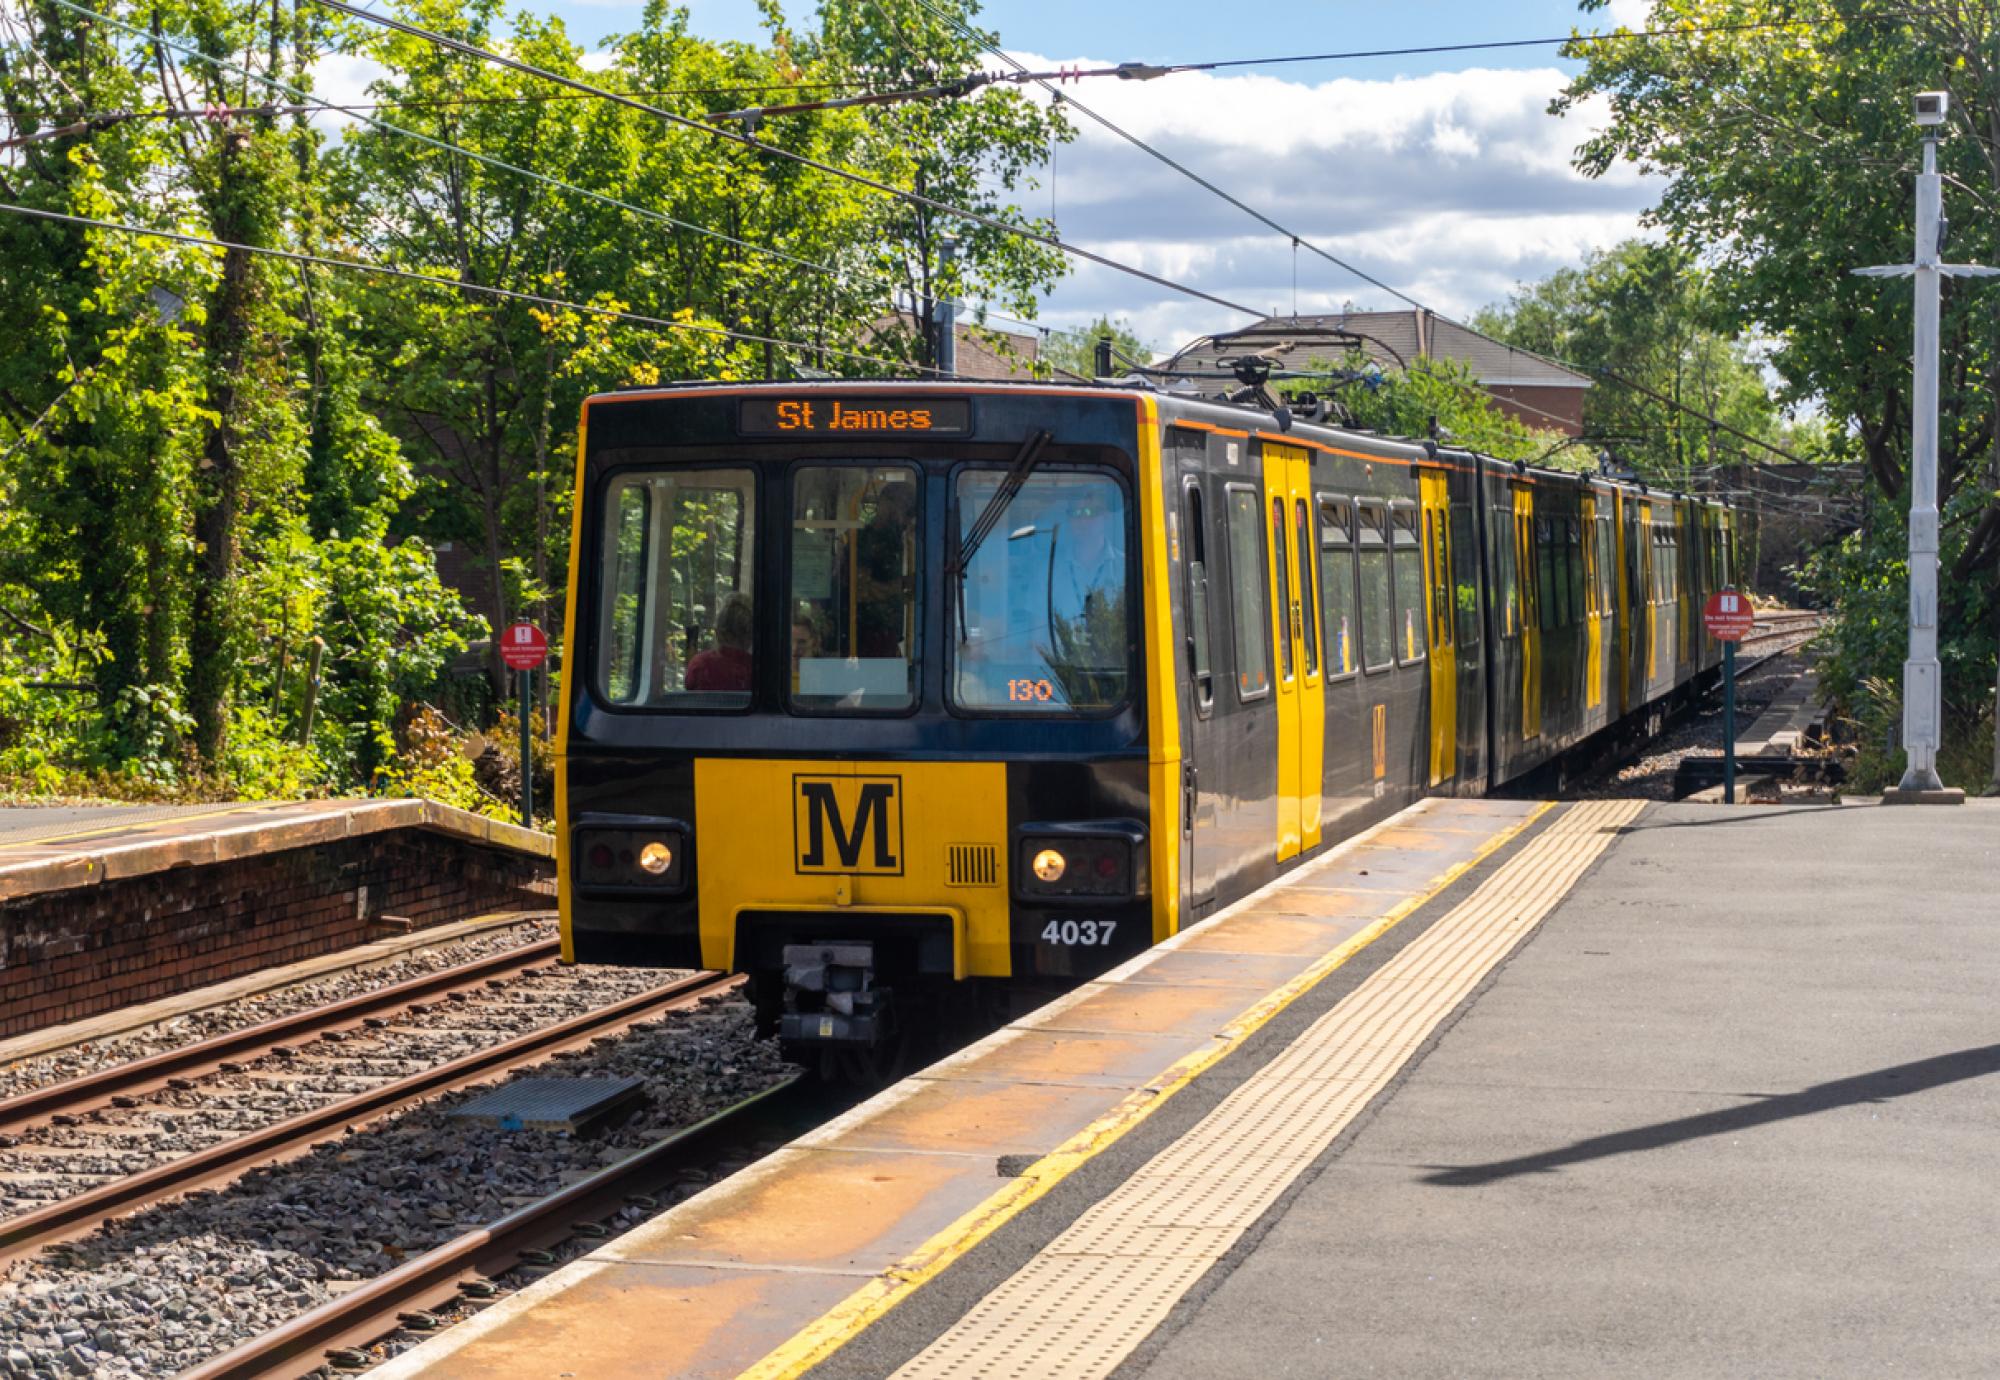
[0,802,277,851]
[738,798,1559,1380]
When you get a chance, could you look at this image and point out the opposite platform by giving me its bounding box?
[0,800,553,1038]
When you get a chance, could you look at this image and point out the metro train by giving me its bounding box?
[553,379,1736,1067]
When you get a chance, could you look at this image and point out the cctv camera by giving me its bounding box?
[1915,91,1948,127]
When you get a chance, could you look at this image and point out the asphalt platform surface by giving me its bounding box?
[1125,800,2000,1378]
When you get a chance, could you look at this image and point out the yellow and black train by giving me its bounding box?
[554,381,1735,1060]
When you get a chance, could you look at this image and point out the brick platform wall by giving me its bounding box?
[0,831,554,1038]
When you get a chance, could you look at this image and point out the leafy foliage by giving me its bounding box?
[1558,0,2000,787]
[0,0,1069,807]
[1474,239,1821,483]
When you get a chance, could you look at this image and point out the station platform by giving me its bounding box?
[375,795,2000,1379]
[0,799,553,1038]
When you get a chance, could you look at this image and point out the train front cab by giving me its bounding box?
[556,384,1176,1059]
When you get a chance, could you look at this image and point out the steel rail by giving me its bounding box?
[0,935,561,1135]
[182,1074,821,1380]
[0,972,739,1264]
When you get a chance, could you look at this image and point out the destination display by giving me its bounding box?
[739,397,972,437]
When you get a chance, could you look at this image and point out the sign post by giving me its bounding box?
[500,622,550,827]
[1702,591,1756,803]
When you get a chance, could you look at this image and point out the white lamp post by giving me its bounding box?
[1855,91,1998,803]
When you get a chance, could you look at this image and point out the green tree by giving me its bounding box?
[808,0,1072,370]
[1474,239,1802,484]
[1557,0,2000,785]
[1040,315,1153,378]
[1306,354,1570,467]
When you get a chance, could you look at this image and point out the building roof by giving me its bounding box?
[1159,309,1590,391]
[867,314,1058,382]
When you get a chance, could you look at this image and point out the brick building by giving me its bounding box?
[1160,309,1591,436]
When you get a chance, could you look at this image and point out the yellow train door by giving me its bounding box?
[1513,486,1541,739]
[1581,491,1604,711]
[1615,490,1633,715]
[1676,504,1694,666]
[1637,501,1656,685]
[1420,470,1456,784]
[1263,444,1322,860]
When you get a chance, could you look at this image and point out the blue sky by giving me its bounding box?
[575,1,1622,81]
[339,1,1662,349]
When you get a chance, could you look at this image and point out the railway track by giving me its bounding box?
[1736,609,1824,661]
[0,951,734,1265]
[183,1073,824,1380]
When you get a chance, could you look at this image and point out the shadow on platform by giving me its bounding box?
[1422,1041,2000,1187]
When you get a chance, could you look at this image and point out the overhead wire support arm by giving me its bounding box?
[707,61,1170,125]
[0,201,934,375]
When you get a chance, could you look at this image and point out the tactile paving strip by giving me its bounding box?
[893,798,1642,1380]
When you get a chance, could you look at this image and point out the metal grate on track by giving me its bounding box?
[894,799,1642,1380]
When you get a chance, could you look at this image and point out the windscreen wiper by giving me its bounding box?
[946,428,1052,581]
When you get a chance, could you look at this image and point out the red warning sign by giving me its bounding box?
[500,621,549,670]
[1702,591,1756,642]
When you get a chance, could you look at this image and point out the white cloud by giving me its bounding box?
[987,54,1657,353]
[305,51,388,134]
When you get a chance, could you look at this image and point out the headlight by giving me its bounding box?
[1015,822,1143,902]
[573,822,688,892]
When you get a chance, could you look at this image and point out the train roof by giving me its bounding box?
[586,377,1730,511]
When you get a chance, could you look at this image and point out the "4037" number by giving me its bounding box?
[1041,919,1118,947]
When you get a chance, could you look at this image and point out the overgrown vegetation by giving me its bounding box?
[1561,0,2000,789]
[0,0,1068,809]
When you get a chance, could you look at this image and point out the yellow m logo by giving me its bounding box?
[793,775,903,875]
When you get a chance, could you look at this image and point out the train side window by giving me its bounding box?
[1319,498,1359,677]
[1535,518,1558,631]
[1357,503,1394,672]
[1597,517,1615,612]
[1391,506,1427,664]
[1518,511,1539,632]
[1581,517,1598,617]
[1182,482,1215,713]
[1494,505,1518,639]
[1424,510,1451,650]
[1225,485,1272,700]
[1567,519,1585,625]
[1450,503,1480,649]
[1295,498,1320,676]
[1270,497,1294,683]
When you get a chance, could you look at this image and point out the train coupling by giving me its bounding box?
[778,941,889,1046]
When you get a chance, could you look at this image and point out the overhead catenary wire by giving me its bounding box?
[37,0,941,326]
[0,201,936,375]
[700,5,1982,117]
[906,0,1808,461]
[900,0,1598,432]
[31,0,1055,343]
[304,0,1268,322]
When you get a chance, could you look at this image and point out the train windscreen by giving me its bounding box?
[597,468,757,708]
[951,469,1131,713]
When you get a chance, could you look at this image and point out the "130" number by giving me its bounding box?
[1041,919,1118,947]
